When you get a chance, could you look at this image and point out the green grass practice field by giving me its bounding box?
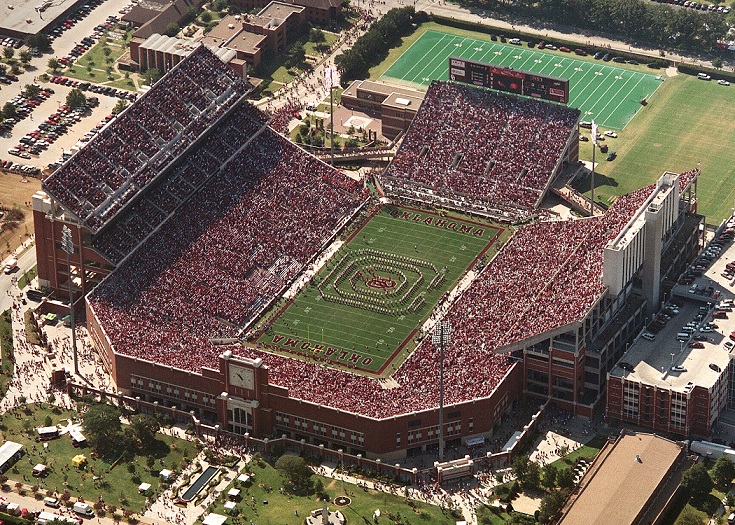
[575,74,735,223]
[381,29,663,129]
[256,205,502,375]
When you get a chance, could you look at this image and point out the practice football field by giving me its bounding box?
[381,30,663,129]
[256,205,502,375]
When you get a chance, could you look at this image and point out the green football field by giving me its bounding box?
[381,29,663,129]
[256,205,502,375]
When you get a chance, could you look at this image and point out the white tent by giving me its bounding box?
[202,513,228,525]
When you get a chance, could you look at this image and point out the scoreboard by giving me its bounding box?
[448,56,569,104]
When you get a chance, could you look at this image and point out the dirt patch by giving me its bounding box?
[0,173,41,257]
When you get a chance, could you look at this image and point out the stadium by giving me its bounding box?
[32,45,704,461]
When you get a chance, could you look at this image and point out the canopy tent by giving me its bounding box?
[71,454,87,468]
[202,513,228,525]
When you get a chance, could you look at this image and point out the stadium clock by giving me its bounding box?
[228,365,254,390]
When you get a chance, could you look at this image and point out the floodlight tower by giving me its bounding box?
[61,225,78,376]
[432,320,451,463]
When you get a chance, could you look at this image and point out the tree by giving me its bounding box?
[164,22,180,37]
[681,463,713,500]
[47,58,60,73]
[127,414,160,449]
[144,68,162,86]
[556,468,574,488]
[66,88,86,109]
[82,404,122,454]
[284,43,306,69]
[711,456,735,487]
[512,455,530,483]
[19,50,31,64]
[712,56,723,70]
[542,464,557,490]
[675,507,706,525]
[200,10,212,23]
[1,102,16,120]
[3,47,13,60]
[274,455,312,488]
[310,28,326,43]
[23,84,40,100]
[523,461,541,490]
[112,99,129,115]
[26,33,51,52]
[538,490,568,524]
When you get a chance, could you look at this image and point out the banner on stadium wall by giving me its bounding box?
[448,56,569,104]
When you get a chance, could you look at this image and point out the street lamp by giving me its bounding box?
[432,320,451,463]
[61,225,78,376]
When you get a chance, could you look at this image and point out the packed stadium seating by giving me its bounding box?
[43,45,250,231]
[89,127,368,363]
[91,103,270,263]
[382,81,579,219]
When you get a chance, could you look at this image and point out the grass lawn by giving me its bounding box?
[0,310,13,400]
[0,403,198,513]
[255,205,503,375]
[304,31,339,56]
[548,435,607,472]
[60,34,128,85]
[17,265,36,289]
[207,458,454,525]
[573,74,735,223]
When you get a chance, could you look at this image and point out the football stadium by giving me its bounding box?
[32,45,705,461]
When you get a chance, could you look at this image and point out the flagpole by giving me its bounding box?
[590,120,597,215]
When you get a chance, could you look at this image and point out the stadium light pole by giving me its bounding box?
[590,120,597,215]
[61,225,78,376]
[432,320,451,463]
[324,66,339,166]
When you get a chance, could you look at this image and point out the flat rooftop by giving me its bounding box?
[559,433,682,525]
[611,224,735,390]
[0,0,80,36]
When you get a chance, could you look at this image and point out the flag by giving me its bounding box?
[591,120,598,146]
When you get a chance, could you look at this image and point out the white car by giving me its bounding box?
[509,38,521,45]
[642,332,656,341]
[718,79,730,86]
[604,130,618,138]
[671,365,687,372]
[697,73,712,80]
[725,341,735,351]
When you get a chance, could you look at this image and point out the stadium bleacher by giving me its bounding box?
[43,45,251,232]
[382,81,580,219]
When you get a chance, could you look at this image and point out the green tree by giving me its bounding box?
[556,468,574,488]
[23,84,40,100]
[523,461,541,490]
[711,456,735,487]
[200,10,212,23]
[47,58,60,73]
[26,33,51,51]
[284,43,306,69]
[66,88,86,109]
[112,99,129,115]
[144,68,162,85]
[542,464,557,490]
[712,57,723,70]
[126,414,160,450]
[19,50,31,64]
[43,415,53,427]
[681,463,713,500]
[512,454,530,483]
[538,490,568,524]
[82,404,122,453]
[674,507,706,525]
[275,455,312,488]
[309,28,326,43]
[3,47,13,60]
[164,22,180,37]
[1,102,16,120]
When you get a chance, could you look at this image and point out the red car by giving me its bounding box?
[689,341,705,348]
[729,331,735,341]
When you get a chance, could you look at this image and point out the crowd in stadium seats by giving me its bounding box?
[91,103,269,262]
[43,45,250,230]
[89,127,368,370]
[383,81,579,217]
